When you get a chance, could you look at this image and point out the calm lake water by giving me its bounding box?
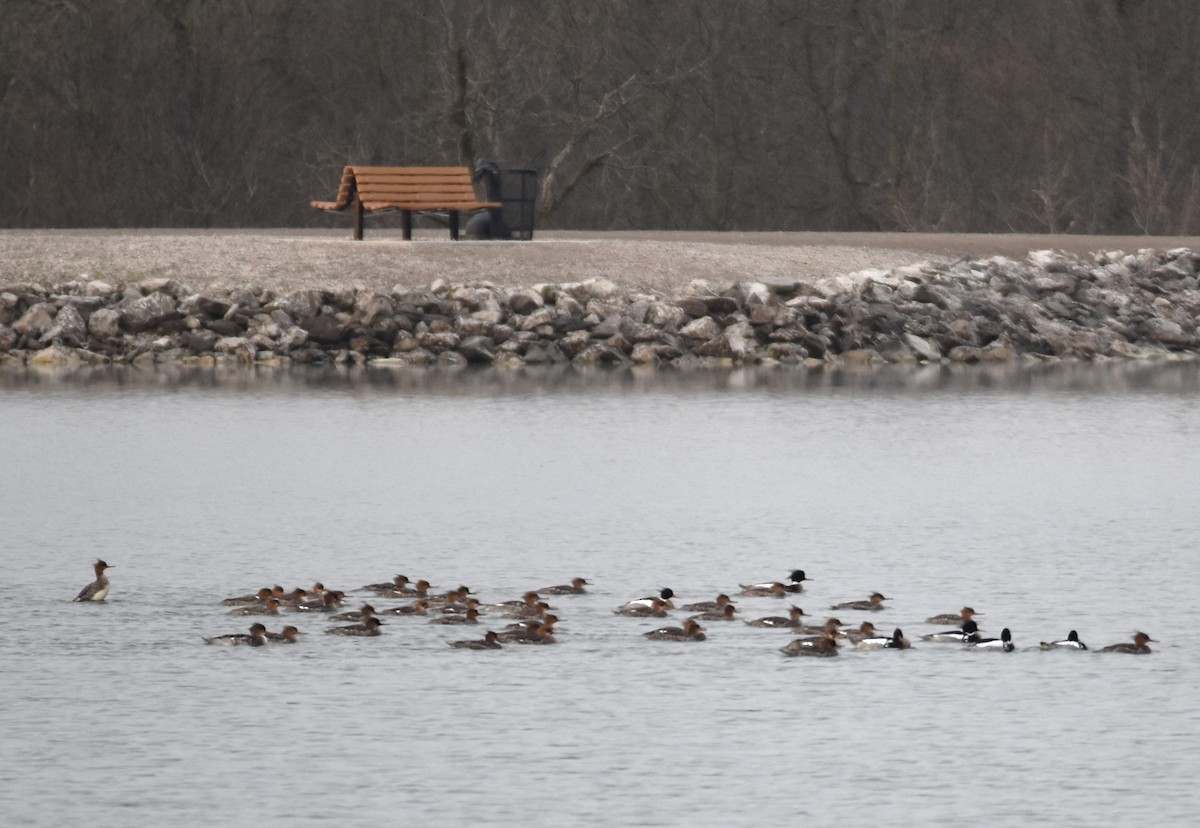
[2,363,1199,826]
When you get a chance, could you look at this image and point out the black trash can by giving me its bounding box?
[472,160,538,240]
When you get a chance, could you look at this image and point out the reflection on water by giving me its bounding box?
[3,360,1200,396]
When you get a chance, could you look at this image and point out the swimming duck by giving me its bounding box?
[428,607,480,625]
[449,631,503,650]
[228,597,281,616]
[204,623,267,647]
[679,593,736,613]
[222,587,274,607]
[688,604,739,622]
[790,617,843,637]
[1098,632,1156,654]
[329,603,376,622]
[264,625,301,644]
[855,628,911,650]
[620,588,676,612]
[737,581,790,599]
[378,599,430,616]
[73,559,112,603]
[614,598,669,618]
[780,633,839,657]
[1039,630,1087,650]
[966,627,1014,652]
[920,619,979,643]
[539,577,589,595]
[361,574,411,594]
[925,606,981,625]
[842,621,879,645]
[741,570,810,595]
[484,591,543,613]
[830,592,890,611]
[643,618,706,642]
[745,605,806,628]
[511,624,558,645]
[290,591,345,613]
[327,617,384,636]
[502,600,553,620]
[380,578,432,599]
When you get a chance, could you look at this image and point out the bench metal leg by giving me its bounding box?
[402,210,413,240]
[449,211,460,240]
[353,199,364,240]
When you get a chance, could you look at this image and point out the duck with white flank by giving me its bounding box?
[830,592,890,611]
[925,606,981,625]
[449,631,503,650]
[688,604,739,622]
[327,617,384,636]
[378,599,430,616]
[966,627,1014,652]
[222,587,274,607]
[740,570,810,596]
[679,593,735,613]
[780,633,839,657]
[204,623,268,647]
[1039,630,1087,650]
[614,597,670,617]
[737,581,790,598]
[621,588,676,612]
[73,559,112,603]
[842,621,879,645]
[920,619,979,643]
[643,618,706,641]
[539,577,589,595]
[854,628,911,650]
[484,591,542,613]
[744,605,806,628]
[1098,632,1156,654]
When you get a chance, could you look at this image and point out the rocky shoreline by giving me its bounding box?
[3,247,1199,370]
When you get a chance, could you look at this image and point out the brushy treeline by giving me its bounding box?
[3,0,1199,232]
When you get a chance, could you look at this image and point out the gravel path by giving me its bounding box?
[2,228,1197,298]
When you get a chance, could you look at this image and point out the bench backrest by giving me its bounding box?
[328,166,483,209]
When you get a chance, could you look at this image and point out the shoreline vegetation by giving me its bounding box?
[2,231,1200,372]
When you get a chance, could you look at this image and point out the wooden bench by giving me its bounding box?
[311,166,500,240]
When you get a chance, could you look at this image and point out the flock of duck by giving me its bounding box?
[73,560,1158,655]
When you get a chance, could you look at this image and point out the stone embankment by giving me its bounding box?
[2,248,1199,369]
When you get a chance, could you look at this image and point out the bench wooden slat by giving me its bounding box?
[311,165,500,239]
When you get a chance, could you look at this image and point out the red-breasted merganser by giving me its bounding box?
[222,587,273,607]
[539,577,589,595]
[264,625,301,644]
[780,633,839,657]
[290,591,344,613]
[614,598,669,618]
[920,619,979,643]
[830,592,890,611]
[741,570,810,596]
[204,623,267,646]
[621,588,675,611]
[643,618,706,641]
[484,592,542,612]
[449,630,503,650]
[966,627,1014,651]
[329,603,376,622]
[361,574,411,594]
[380,578,432,599]
[842,621,878,645]
[688,604,739,622]
[327,617,384,636]
[790,617,843,637]
[1098,632,1156,654]
[1040,630,1087,650]
[738,581,789,598]
[378,599,430,616]
[679,593,736,613]
[228,597,281,616]
[745,605,806,628]
[925,606,981,625]
[855,628,911,650]
[73,559,112,603]
[428,607,480,625]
